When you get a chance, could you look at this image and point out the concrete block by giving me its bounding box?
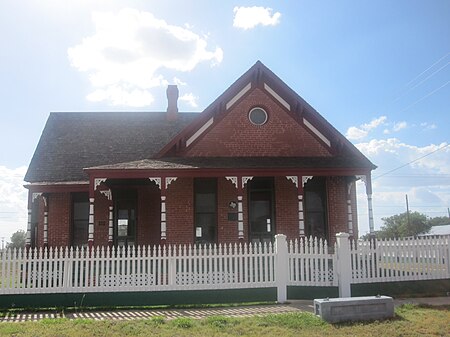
[314,296,394,323]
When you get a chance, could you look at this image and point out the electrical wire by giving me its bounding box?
[373,143,450,180]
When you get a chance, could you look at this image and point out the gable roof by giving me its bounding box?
[25,61,375,184]
[158,61,374,169]
[24,112,198,183]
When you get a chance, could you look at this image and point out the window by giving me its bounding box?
[248,107,268,125]
[304,177,328,240]
[72,192,89,247]
[194,178,217,244]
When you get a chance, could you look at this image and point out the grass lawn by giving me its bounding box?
[0,304,448,337]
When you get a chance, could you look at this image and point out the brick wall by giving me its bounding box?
[93,190,110,247]
[36,175,357,247]
[326,177,349,245]
[275,176,299,240]
[47,193,71,247]
[165,178,194,245]
[185,88,331,157]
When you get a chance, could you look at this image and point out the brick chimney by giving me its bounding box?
[166,85,179,121]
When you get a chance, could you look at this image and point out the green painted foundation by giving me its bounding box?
[351,279,450,298]
[0,288,277,310]
[287,286,338,300]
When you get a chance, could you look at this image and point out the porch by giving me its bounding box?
[26,165,375,248]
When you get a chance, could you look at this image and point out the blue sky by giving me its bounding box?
[0,0,449,242]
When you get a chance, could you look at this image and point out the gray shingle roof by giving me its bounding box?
[24,112,198,182]
[86,156,373,171]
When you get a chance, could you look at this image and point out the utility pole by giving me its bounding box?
[406,194,411,229]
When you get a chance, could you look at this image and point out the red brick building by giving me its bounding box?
[24,61,376,248]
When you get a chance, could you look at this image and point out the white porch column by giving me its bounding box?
[26,208,32,247]
[161,195,167,240]
[347,182,354,236]
[108,206,114,244]
[43,196,48,246]
[286,176,307,237]
[356,174,374,235]
[88,198,94,246]
[237,195,244,239]
[367,194,374,234]
[149,177,177,242]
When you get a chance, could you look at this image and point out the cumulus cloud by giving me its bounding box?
[392,121,407,132]
[354,139,450,236]
[345,116,387,140]
[0,166,28,242]
[233,6,281,30]
[179,93,199,108]
[68,8,223,107]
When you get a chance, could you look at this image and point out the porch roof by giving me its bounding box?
[85,155,373,172]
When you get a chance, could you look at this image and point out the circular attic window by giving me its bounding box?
[248,107,268,126]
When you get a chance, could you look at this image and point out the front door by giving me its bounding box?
[115,190,137,246]
[248,178,275,243]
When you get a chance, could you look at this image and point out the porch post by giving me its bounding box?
[26,207,32,248]
[161,195,167,241]
[237,195,244,239]
[26,192,32,248]
[356,174,375,236]
[99,188,113,246]
[88,197,94,247]
[43,195,48,247]
[286,176,306,237]
[108,205,114,245]
[346,181,354,237]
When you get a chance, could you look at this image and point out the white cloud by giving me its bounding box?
[68,8,223,107]
[179,93,199,108]
[345,116,387,140]
[392,121,407,132]
[0,166,28,243]
[233,6,281,30]
[354,139,450,236]
[420,122,437,130]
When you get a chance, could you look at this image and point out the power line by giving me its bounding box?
[399,80,450,114]
[373,143,450,180]
[404,52,449,88]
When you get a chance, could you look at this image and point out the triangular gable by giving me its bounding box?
[157,61,375,168]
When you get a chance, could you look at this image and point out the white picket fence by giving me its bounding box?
[0,234,449,300]
[0,242,275,294]
[351,236,450,283]
[288,237,337,287]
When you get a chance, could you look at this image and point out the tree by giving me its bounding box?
[6,230,26,249]
[376,212,431,239]
[427,216,450,227]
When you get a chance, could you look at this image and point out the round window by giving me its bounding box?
[248,107,268,126]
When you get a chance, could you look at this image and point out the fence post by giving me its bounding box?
[335,232,352,298]
[274,234,288,303]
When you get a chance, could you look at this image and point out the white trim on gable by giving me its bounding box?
[186,117,214,147]
[303,118,331,147]
[264,83,290,111]
[226,83,252,110]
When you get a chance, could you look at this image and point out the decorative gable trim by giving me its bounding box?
[303,118,331,147]
[264,83,290,111]
[186,117,214,147]
[226,82,252,110]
